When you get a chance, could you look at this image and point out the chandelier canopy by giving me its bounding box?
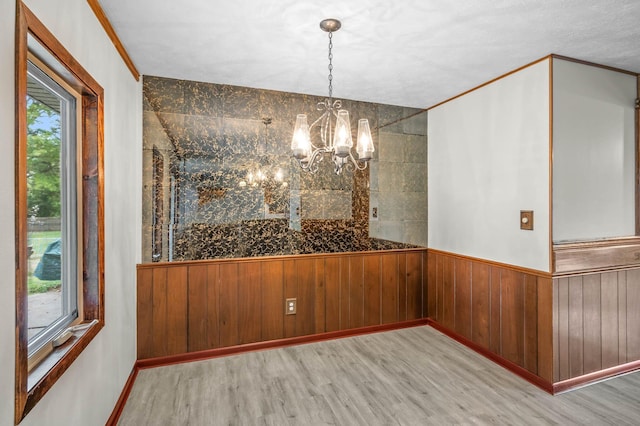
[291,19,374,174]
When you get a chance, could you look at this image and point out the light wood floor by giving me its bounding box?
[118,326,640,425]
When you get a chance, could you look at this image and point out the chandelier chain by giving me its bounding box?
[327,31,333,102]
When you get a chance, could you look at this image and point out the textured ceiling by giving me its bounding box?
[99,0,640,109]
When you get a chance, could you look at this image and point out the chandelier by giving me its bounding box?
[291,18,374,174]
[240,118,287,188]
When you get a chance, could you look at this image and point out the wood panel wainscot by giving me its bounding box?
[552,267,640,392]
[426,250,554,389]
[137,249,427,360]
[552,239,640,391]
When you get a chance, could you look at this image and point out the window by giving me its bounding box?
[15,3,104,423]
[26,58,81,368]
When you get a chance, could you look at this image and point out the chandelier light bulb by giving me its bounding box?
[333,110,353,157]
[291,114,311,159]
[356,118,374,160]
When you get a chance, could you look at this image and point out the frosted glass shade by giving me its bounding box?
[291,114,311,159]
[333,110,353,157]
[356,118,374,160]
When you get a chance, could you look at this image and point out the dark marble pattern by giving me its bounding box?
[172,219,416,260]
[142,75,421,262]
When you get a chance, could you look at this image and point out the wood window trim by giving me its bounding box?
[15,3,105,424]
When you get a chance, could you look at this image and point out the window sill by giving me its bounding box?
[24,321,103,414]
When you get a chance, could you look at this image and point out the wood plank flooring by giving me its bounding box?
[117,326,640,425]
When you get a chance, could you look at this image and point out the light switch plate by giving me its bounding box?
[520,210,534,230]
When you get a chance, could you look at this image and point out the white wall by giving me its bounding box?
[0,0,17,423]
[428,60,550,272]
[0,0,142,424]
[553,59,636,242]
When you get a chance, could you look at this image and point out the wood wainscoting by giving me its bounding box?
[136,249,427,360]
[553,267,640,389]
[426,249,554,385]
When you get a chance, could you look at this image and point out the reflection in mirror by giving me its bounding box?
[142,76,426,261]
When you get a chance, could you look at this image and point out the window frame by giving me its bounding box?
[15,3,105,423]
[26,58,82,362]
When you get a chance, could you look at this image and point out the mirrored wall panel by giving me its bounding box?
[142,76,427,262]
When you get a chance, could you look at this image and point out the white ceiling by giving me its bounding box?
[99,0,640,109]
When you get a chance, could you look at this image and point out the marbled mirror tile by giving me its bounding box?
[142,76,424,262]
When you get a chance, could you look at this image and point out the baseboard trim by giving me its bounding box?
[136,318,430,370]
[427,319,555,394]
[553,360,640,394]
[105,366,139,426]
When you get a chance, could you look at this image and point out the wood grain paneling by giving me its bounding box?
[554,267,640,382]
[136,249,427,359]
[218,263,239,347]
[582,274,601,374]
[381,254,397,324]
[554,239,640,274]
[398,253,408,320]
[314,259,326,334]
[489,266,502,355]
[427,252,437,319]
[442,256,455,330]
[618,271,628,365]
[556,277,569,381]
[501,269,524,367]
[435,254,444,323]
[136,268,153,359]
[471,263,490,350]
[187,265,209,352]
[568,276,584,378]
[427,250,552,383]
[151,267,168,357]
[166,266,188,355]
[324,257,341,332]
[297,258,317,337]
[364,255,381,326]
[454,258,472,339]
[406,252,423,320]
[349,256,365,329]
[339,258,350,330]
[237,262,261,344]
[627,269,640,360]
[261,261,284,341]
[600,272,618,369]
[524,274,538,374]
[537,277,553,383]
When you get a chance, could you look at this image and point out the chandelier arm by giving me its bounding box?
[348,152,368,171]
[306,146,331,168]
[309,112,328,130]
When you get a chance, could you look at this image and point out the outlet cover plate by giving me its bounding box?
[520,210,534,230]
[285,298,297,315]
